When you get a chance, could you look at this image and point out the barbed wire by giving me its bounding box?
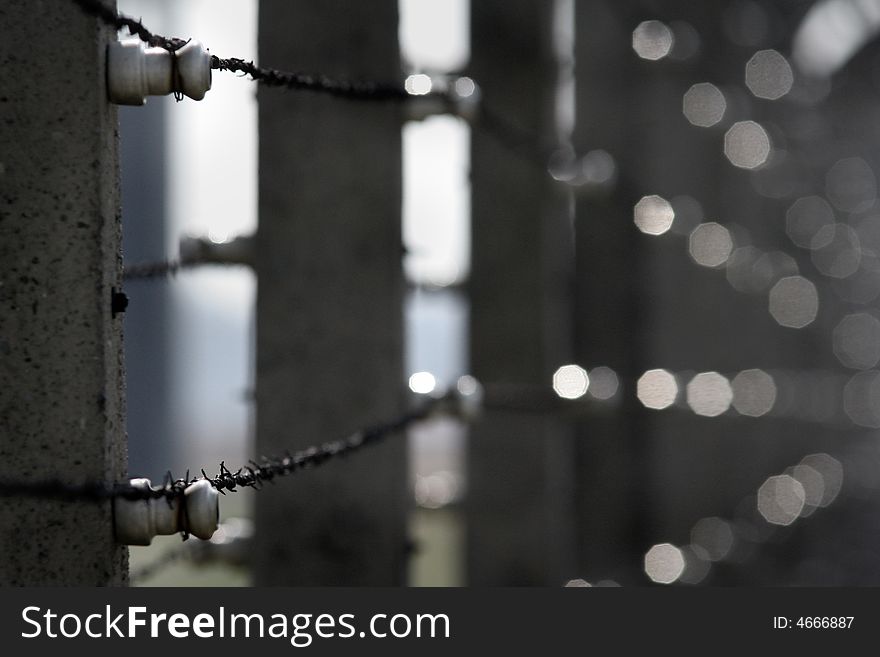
[71,0,188,51]
[0,403,433,503]
[72,0,416,102]
[211,57,411,101]
[71,0,550,163]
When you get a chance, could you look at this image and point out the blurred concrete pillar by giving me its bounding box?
[467,0,577,585]
[0,1,127,584]
[572,1,651,583]
[254,0,406,584]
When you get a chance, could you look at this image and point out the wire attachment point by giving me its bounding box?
[113,478,219,545]
[107,40,213,106]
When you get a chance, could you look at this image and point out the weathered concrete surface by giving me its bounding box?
[254,0,406,584]
[0,1,127,585]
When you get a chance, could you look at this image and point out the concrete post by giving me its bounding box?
[466,0,577,585]
[254,0,406,585]
[0,1,127,584]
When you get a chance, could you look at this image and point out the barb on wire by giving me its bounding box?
[0,403,433,503]
[71,0,188,52]
[71,0,555,166]
[211,57,412,102]
[72,0,417,102]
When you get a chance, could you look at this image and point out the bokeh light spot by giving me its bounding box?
[799,453,843,507]
[552,364,589,400]
[768,276,819,328]
[810,223,861,279]
[588,366,620,401]
[682,82,726,127]
[785,196,835,249]
[637,369,678,410]
[833,313,880,370]
[826,157,877,213]
[634,195,675,235]
[757,474,805,526]
[408,371,436,394]
[404,73,433,96]
[644,543,685,584]
[724,121,771,169]
[731,369,777,417]
[745,50,794,100]
[686,372,733,417]
[632,20,674,61]
[843,370,880,428]
[790,464,824,517]
[689,222,733,267]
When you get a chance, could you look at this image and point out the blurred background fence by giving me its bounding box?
[32,0,880,585]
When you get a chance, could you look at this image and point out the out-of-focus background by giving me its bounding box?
[120,0,880,586]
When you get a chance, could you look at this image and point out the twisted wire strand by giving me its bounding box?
[71,0,549,161]
[72,0,415,102]
[211,57,412,101]
[0,405,432,503]
[71,0,188,51]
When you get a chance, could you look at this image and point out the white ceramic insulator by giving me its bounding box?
[114,478,219,545]
[107,40,213,106]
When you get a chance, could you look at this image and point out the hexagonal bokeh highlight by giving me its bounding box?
[731,369,777,417]
[799,453,843,507]
[768,276,818,328]
[632,20,674,60]
[552,364,589,400]
[785,195,835,249]
[724,120,771,169]
[826,157,877,213]
[757,474,805,526]
[588,366,619,401]
[810,223,861,279]
[833,313,880,370]
[843,370,880,428]
[644,543,685,584]
[637,369,678,410]
[686,372,733,417]
[689,222,733,267]
[682,82,726,127]
[789,463,824,518]
[634,195,675,235]
[745,49,794,100]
